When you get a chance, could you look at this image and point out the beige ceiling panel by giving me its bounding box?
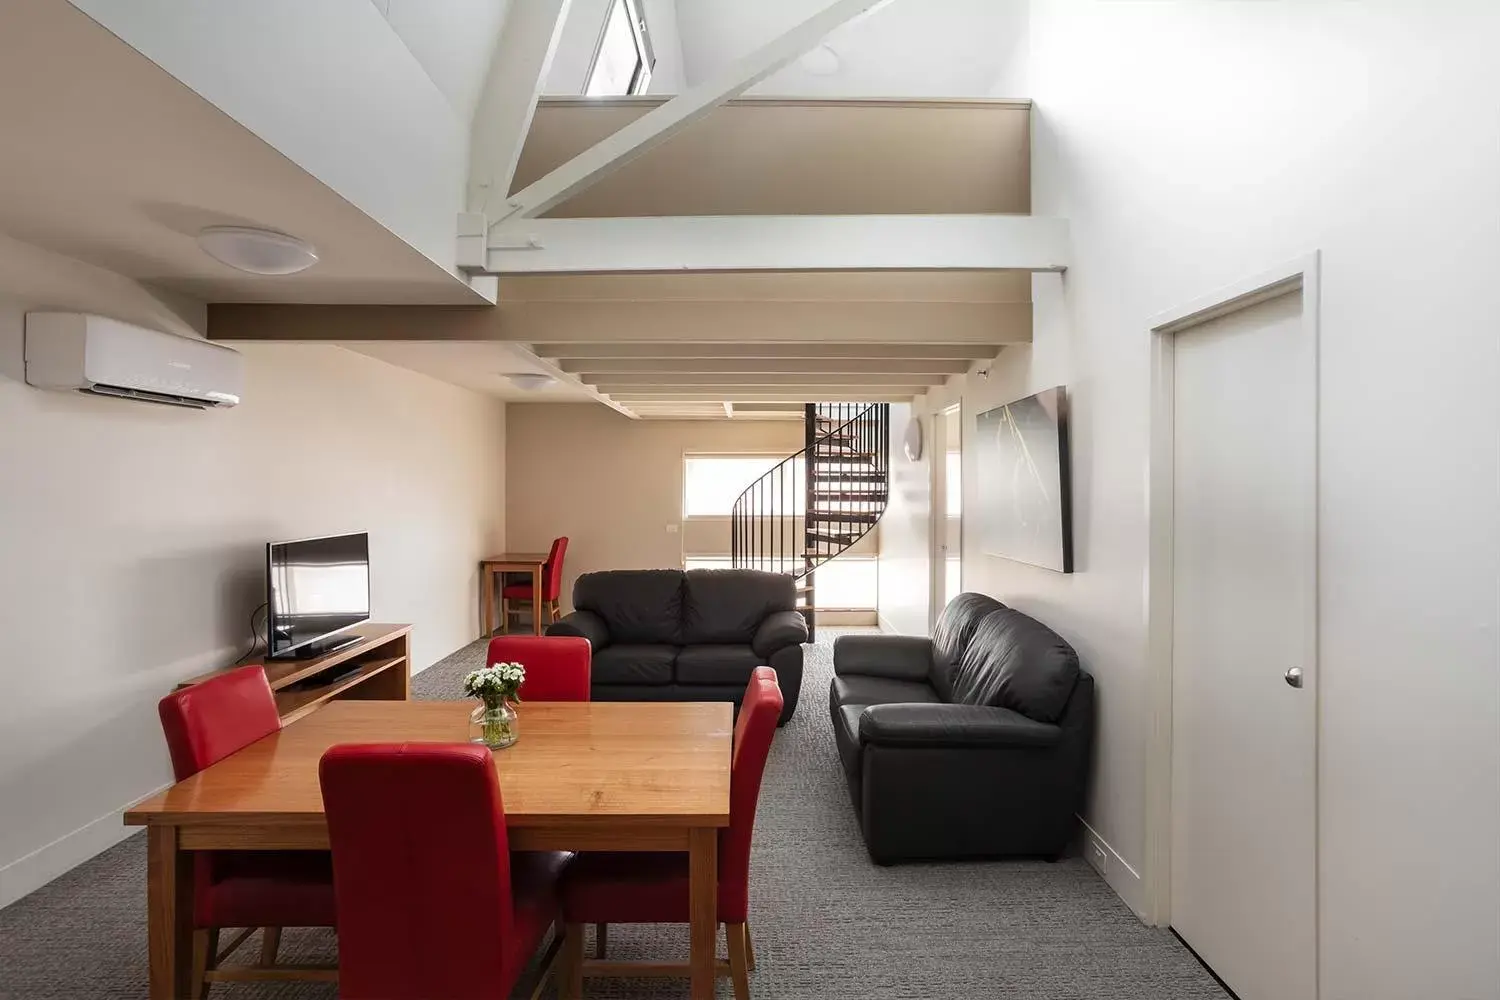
[514,98,1030,217]
[561,357,972,375]
[500,270,1032,303]
[582,372,948,387]
[531,342,1000,360]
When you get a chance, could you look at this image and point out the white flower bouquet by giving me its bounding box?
[464,661,526,749]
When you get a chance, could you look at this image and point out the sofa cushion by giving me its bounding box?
[929,592,1008,701]
[681,569,795,645]
[831,674,943,710]
[589,644,676,686]
[573,570,684,645]
[675,645,762,686]
[948,608,1080,723]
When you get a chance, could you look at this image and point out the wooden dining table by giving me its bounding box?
[124,699,733,999]
[479,551,550,638]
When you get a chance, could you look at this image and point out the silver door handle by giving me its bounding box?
[1284,666,1304,688]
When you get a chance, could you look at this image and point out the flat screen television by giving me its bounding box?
[266,532,371,660]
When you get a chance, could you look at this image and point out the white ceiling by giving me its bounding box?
[0,0,481,305]
[342,340,600,403]
[676,0,1024,97]
[369,0,511,121]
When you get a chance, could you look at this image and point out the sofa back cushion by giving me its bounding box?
[948,607,1080,723]
[682,569,794,645]
[929,592,1008,701]
[573,570,685,644]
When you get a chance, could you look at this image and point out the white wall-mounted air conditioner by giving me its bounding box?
[24,312,244,409]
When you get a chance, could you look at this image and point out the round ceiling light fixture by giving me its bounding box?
[798,43,842,76]
[504,372,557,391]
[197,226,319,276]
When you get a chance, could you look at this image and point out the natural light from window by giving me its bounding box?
[685,557,877,611]
[684,455,806,517]
[585,0,653,97]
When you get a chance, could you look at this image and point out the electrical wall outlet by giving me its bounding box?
[1086,837,1109,876]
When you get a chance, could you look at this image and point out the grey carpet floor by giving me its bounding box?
[0,628,1227,1000]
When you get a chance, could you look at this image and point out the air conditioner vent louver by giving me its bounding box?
[80,384,216,409]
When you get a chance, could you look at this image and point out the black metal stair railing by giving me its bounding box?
[730,402,890,639]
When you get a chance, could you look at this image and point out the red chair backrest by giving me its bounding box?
[158,665,282,781]
[719,666,784,922]
[485,635,591,702]
[320,743,519,1000]
[542,536,569,602]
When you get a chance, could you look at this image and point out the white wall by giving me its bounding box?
[944,3,1499,998]
[876,402,932,635]
[0,236,506,907]
[68,0,468,272]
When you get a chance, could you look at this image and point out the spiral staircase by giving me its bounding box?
[730,403,890,640]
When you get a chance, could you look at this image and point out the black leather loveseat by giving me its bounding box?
[830,593,1094,863]
[547,568,806,723]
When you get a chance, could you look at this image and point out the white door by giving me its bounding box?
[1170,288,1317,1000]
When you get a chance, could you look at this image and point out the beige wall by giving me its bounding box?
[505,404,805,604]
[0,236,506,905]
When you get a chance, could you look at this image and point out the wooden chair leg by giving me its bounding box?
[744,921,756,972]
[726,922,751,1000]
[500,598,510,635]
[594,922,608,959]
[559,921,585,1000]
[191,928,218,1000]
[259,927,281,966]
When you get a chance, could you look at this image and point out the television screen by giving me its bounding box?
[974,387,1073,573]
[266,532,370,658]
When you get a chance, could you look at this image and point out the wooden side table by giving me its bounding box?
[479,553,549,638]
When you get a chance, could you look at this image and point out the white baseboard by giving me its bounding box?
[0,785,165,909]
[1078,815,1149,922]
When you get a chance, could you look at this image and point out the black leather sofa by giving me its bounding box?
[547,568,806,723]
[830,593,1094,863]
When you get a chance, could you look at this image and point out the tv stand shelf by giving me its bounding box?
[179,622,411,725]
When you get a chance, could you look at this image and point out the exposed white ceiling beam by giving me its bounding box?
[467,0,573,217]
[559,357,972,375]
[531,342,1000,360]
[598,385,932,398]
[484,215,1069,273]
[494,0,895,223]
[207,302,1027,345]
[582,372,947,387]
[605,391,918,402]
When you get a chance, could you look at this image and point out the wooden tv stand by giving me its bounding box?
[178,623,411,725]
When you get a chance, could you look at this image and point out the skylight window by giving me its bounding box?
[585,0,654,96]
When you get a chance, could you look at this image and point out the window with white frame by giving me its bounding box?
[683,455,806,518]
[586,0,654,97]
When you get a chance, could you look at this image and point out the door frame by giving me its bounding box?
[1142,252,1322,939]
[929,402,963,629]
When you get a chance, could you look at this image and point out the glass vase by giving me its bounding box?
[469,700,518,750]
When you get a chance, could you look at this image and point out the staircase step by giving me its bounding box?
[811,489,888,502]
[808,510,882,524]
[806,530,864,545]
[811,471,886,482]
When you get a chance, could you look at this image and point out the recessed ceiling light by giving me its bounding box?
[503,372,556,391]
[798,44,841,76]
[197,226,319,276]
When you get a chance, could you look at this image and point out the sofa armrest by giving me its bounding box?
[752,610,808,658]
[833,635,934,682]
[545,610,610,649]
[858,703,1062,749]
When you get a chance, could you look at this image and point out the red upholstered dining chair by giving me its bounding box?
[486,635,591,702]
[318,743,572,1000]
[157,664,337,994]
[502,536,569,632]
[555,667,784,1000]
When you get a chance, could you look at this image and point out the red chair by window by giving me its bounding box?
[555,667,784,1000]
[502,536,569,632]
[319,743,573,1000]
[157,664,337,993]
[486,635,591,703]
